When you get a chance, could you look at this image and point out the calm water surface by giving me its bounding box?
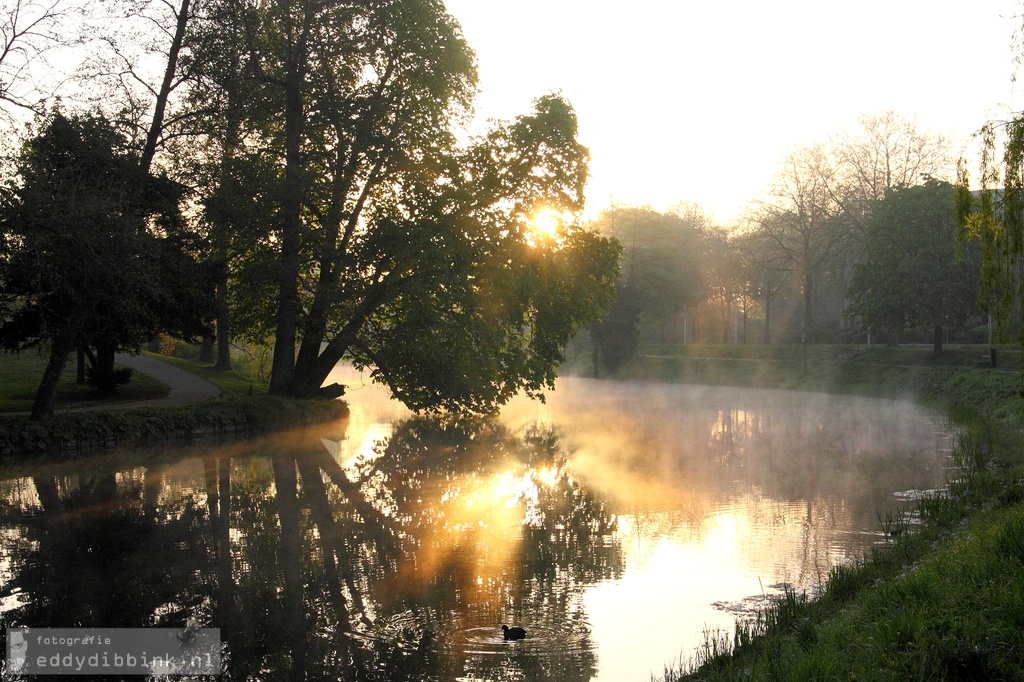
[0,371,954,680]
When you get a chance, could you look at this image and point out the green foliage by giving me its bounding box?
[299,90,619,410]
[592,282,641,374]
[0,113,212,416]
[957,119,1024,381]
[588,206,708,370]
[183,1,619,409]
[848,179,983,341]
[1,113,209,348]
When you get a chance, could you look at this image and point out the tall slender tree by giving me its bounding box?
[755,144,853,343]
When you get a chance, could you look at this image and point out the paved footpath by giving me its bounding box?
[114,353,222,406]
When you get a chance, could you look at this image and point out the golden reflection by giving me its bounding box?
[0,375,956,681]
[397,464,531,594]
[533,465,560,488]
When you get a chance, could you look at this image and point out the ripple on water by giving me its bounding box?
[459,623,588,657]
[346,612,593,661]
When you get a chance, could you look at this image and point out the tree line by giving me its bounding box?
[3,0,1018,410]
[0,0,621,419]
[588,111,986,373]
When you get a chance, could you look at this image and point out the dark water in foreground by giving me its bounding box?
[0,375,954,680]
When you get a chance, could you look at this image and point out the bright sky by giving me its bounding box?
[444,0,1022,224]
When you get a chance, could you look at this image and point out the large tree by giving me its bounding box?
[187,0,619,411]
[590,206,705,340]
[588,205,706,370]
[848,179,981,351]
[0,113,210,418]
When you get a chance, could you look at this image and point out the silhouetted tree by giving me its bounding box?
[0,113,210,417]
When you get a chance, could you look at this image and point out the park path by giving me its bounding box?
[113,353,222,406]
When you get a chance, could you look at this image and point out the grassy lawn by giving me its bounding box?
[0,351,169,413]
[0,343,274,413]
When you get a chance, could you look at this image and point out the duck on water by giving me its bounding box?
[502,625,527,641]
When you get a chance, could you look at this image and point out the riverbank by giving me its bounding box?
[0,352,346,460]
[606,345,1024,681]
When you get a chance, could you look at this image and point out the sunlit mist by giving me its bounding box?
[0,371,955,681]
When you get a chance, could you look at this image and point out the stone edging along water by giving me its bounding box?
[0,395,349,462]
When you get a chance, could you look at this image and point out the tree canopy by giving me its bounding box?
[849,179,981,351]
[171,0,622,410]
[0,112,210,417]
[0,0,621,417]
[588,205,707,372]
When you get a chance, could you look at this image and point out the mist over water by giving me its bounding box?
[0,371,953,681]
[501,378,952,680]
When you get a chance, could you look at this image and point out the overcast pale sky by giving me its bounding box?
[444,0,1022,223]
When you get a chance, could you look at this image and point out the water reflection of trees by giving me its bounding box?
[528,383,952,597]
[0,416,621,681]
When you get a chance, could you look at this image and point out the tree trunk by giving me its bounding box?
[269,51,306,396]
[94,341,118,395]
[32,303,94,419]
[721,298,730,344]
[215,272,232,370]
[803,273,814,345]
[742,299,748,344]
[30,335,75,420]
[200,334,216,363]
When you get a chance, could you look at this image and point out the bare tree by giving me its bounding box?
[0,0,85,125]
[756,144,853,344]
[75,0,202,162]
[832,110,956,219]
[734,227,790,344]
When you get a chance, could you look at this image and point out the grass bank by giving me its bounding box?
[0,393,348,460]
[143,349,271,396]
[0,350,339,459]
[607,345,1024,681]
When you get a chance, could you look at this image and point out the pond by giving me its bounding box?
[0,372,955,680]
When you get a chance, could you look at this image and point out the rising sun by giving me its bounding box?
[529,207,562,241]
